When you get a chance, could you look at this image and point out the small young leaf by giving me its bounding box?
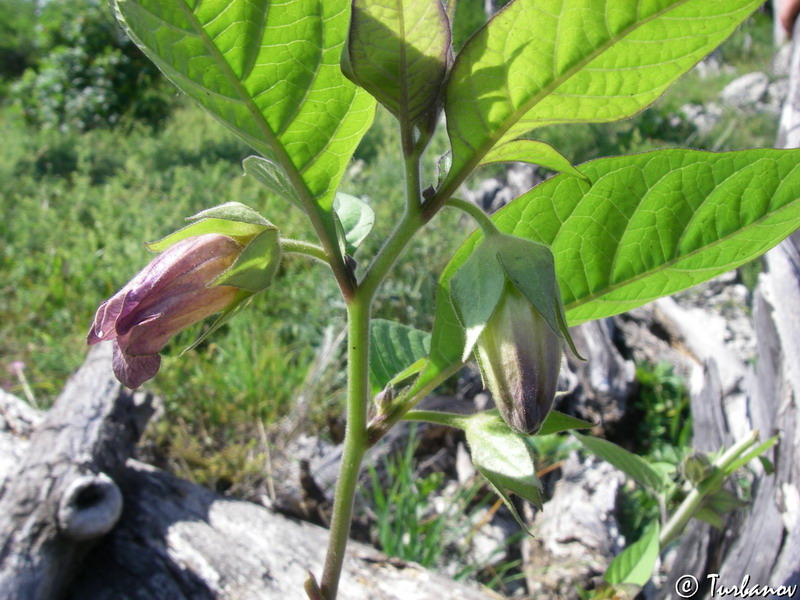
[333,193,375,254]
[369,319,431,392]
[243,156,302,210]
[464,411,544,513]
[604,520,660,587]
[701,489,748,515]
[694,507,725,530]
[537,411,594,436]
[481,140,585,180]
[573,432,665,491]
[343,0,450,126]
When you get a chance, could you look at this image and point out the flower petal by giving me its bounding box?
[112,342,161,388]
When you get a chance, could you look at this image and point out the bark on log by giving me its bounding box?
[0,344,153,600]
[0,346,495,599]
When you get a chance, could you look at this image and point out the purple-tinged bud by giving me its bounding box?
[475,285,562,435]
[87,234,242,388]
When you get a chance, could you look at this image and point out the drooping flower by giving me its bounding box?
[87,234,242,388]
[474,284,563,435]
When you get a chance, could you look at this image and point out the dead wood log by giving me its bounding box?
[0,347,495,599]
[0,344,154,600]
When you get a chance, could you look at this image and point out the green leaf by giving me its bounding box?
[701,489,748,515]
[370,319,431,392]
[694,507,724,529]
[343,0,450,125]
[463,411,543,527]
[242,156,302,210]
[444,0,763,187]
[604,520,660,586]
[573,432,665,491]
[481,140,585,180]
[449,240,505,359]
[113,0,375,235]
[537,411,594,436]
[415,149,800,390]
[333,193,375,254]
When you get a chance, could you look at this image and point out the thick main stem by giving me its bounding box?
[318,129,433,599]
[319,294,370,599]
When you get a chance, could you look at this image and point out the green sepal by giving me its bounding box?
[146,218,268,252]
[492,234,583,360]
[188,202,274,228]
[212,228,281,293]
[463,410,544,529]
[146,202,275,252]
[449,239,505,360]
[537,410,594,436]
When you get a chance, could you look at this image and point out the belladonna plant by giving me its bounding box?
[92,0,800,597]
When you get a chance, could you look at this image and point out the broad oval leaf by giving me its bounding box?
[343,0,451,126]
[411,148,800,396]
[113,0,375,219]
[444,0,763,188]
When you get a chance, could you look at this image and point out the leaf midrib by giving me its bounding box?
[438,0,710,203]
[171,0,318,208]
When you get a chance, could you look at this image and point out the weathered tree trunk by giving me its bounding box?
[0,345,495,599]
[660,19,800,597]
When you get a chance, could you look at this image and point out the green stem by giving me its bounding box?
[318,129,433,599]
[659,430,760,549]
[403,409,468,429]
[359,147,424,299]
[281,238,329,264]
[445,197,499,237]
[319,294,371,599]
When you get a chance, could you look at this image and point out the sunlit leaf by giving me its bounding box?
[410,149,800,396]
[113,0,375,241]
[443,0,763,191]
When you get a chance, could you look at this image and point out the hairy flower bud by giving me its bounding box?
[475,286,562,435]
[87,234,242,388]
